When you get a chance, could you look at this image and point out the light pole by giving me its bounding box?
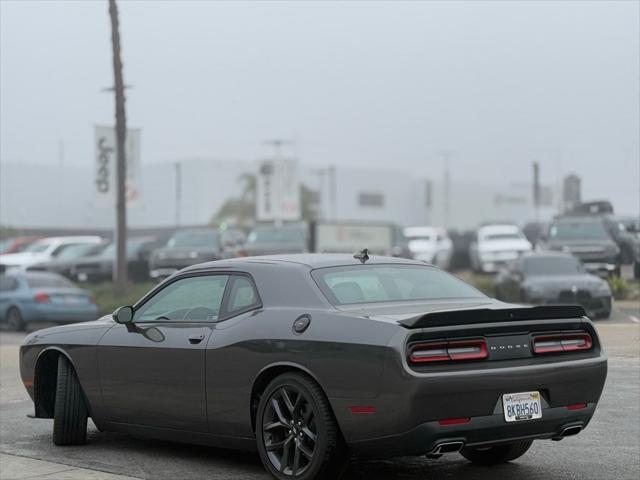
[107,0,127,294]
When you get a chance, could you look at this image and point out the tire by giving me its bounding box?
[53,355,88,446]
[256,372,349,480]
[460,439,533,466]
[6,307,25,331]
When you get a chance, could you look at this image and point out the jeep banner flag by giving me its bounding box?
[94,125,141,207]
[256,158,301,222]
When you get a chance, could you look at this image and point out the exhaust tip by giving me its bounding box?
[429,441,465,455]
[561,425,583,437]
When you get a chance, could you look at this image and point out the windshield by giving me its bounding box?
[56,243,103,259]
[482,233,522,241]
[22,241,52,254]
[524,256,583,276]
[312,265,484,305]
[549,221,609,240]
[247,227,306,244]
[26,274,75,289]
[167,231,219,248]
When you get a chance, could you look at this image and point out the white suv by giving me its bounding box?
[470,225,532,274]
[403,226,454,269]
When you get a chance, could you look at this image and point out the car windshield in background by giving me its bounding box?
[26,274,75,289]
[167,231,219,248]
[549,221,609,240]
[56,243,102,260]
[247,227,305,244]
[22,242,51,253]
[312,265,484,305]
[483,233,521,241]
[524,257,583,276]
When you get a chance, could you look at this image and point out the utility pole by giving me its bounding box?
[441,151,452,229]
[532,161,540,221]
[175,161,181,227]
[108,0,128,294]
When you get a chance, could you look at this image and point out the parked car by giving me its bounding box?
[239,223,308,256]
[543,216,621,277]
[0,236,103,271]
[469,224,532,274]
[403,226,454,269]
[495,253,612,319]
[0,269,97,331]
[0,236,41,255]
[27,242,109,278]
[19,254,606,480]
[149,229,226,279]
[71,237,160,283]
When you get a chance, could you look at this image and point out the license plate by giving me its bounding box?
[502,391,542,422]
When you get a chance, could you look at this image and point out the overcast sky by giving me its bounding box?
[1,0,638,214]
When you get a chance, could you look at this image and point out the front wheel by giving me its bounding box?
[460,439,533,466]
[53,356,88,446]
[256,373,349,480]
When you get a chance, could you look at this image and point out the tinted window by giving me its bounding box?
[524,256,583,276]
[167,230,219,248]
[26,274,75,288]
[247,226,306,244]
[312,265,484,305]
[134,275,228,322]
[23,242,52,253]
[549,221,609,240]
[226,276,260,314]
[0,276,19,292]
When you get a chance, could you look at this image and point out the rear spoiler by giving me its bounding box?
[399,305,587,329]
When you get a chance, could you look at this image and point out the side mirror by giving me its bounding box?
[113,305,134,324]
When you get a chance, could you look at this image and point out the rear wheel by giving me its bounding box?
[460,440,533,466]
[256,373,349,480]
[53,356,88,446]
[6,307,25,331]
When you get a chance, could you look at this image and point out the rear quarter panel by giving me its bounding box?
[205,306,398,439]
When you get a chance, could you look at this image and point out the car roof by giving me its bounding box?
[403,226,445,236]
[2,270,68,281]
[32,236,103,244]
[184,253,425,272]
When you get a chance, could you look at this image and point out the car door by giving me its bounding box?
[97,273,229,432]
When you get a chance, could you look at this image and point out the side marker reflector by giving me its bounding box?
[349,406,376,414]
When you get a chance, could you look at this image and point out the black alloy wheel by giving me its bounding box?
[256,373,349,480]
[263,385,316,476]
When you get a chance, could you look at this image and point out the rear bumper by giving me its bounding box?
[334,354,607,456]
[350,404,596,457]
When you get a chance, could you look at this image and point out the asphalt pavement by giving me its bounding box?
[0,304,638,480]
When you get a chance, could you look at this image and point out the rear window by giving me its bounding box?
[312,265,484,305]
[26,274,75,289]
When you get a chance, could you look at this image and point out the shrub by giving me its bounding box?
[607,276,630,300]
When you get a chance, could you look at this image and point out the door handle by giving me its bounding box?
[188,334,205,344]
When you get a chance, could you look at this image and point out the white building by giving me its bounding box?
[0,158,553,232]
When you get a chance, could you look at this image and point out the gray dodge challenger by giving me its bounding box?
[19,254,607,480]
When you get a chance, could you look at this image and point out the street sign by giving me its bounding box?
[94,125,141,207]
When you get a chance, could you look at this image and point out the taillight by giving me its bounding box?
[532,332,592,354]
[409,339,488,364]
[34,292,51,303]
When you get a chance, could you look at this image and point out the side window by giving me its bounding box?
[0,276,19,292]
[224,276,260,316]
[134,275,229,322]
